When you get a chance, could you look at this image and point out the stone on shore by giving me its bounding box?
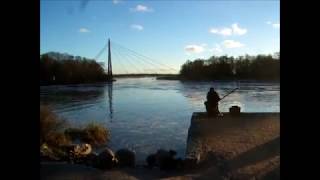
[97,148,118,170]
[115,149,136,167]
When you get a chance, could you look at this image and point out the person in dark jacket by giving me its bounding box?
[204,87,221,116]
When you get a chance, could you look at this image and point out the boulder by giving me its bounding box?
[146,153,157,169]
[146,149,187,171]
[60,143,92,163]
[74,144,92,156]
[40,143,59,161]
[40,143,70,162]
[83,152,99,167]
[157,149,170,170]
[97,148,118,170]
[115,149,136,167]
[183,158,198,170]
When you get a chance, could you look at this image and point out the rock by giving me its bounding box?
[183,158,198,170]
[159,149,177,171]
[154,149,178,171]
[83,152,99,167]
[115,149,136,167]
[40,143,59,161]
[159,156,176,171]
[60,143,92,163]
[74,144,92,156]
[146,153,157,169]
[97,148,118,170]
[40,143,69,161]
[156,149,171,164]
[146,149,182,171]
[175,158,184,170]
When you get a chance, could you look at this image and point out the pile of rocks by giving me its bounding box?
[146,149,185,171]
[41,143,136,170]
[41,145,204,172]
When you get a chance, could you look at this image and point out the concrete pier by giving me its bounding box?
[185,112,280,178]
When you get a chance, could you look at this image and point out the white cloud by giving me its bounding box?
[184,44,205,54]
[266,21,280,29]
[112,0,122,4]
[222,40,245,48]
[201,43,208,47]
[131,4,153,12]
[131,24,144,31]
[209,27,232,36]
[209,44,223,53]
[79,28,90,33]
[231,23,247,35]
[209,23,247,36]
[272,23,280,29]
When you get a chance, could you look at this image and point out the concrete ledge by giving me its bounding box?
[186,112,280,161]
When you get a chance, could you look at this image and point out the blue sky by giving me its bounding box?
[40,0,279,73]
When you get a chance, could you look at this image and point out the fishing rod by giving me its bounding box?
[218,88,239,102]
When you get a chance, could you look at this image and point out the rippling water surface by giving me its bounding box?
[40,77,279,162]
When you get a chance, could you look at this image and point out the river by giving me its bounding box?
[40,77,279,163]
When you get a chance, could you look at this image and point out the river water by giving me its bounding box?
[40,77,279,163]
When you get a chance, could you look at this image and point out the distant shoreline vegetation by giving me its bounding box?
[177,53,279,81]
[40,52,109,85]
[40,52,279,85]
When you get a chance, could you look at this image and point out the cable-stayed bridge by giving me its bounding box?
[93,39,179,79]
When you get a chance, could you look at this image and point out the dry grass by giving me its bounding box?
[41,105,110,148]
[40,105,68,146]
[65,123,110,147]
[45,132,71,147]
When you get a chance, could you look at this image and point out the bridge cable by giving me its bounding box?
[113,44,163,74]
[112,45,144,74]
[112,42,174,73]
[111,46,129,74]
[111,41,178,72]
[111,42,173,74]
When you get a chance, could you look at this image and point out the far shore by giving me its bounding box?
[40,75,279,86]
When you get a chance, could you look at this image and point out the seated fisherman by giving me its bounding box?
[204,87,221,116]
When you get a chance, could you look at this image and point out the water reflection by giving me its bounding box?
[40,78,279,162]
[177,80,279,112]
[107,83,114,121]
[40,85,106,113]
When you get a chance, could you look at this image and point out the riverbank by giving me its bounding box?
[40,112,280,180]
[157,75,280,83]
[41,162,188,180]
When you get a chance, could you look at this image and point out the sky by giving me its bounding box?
[40,0,280,74]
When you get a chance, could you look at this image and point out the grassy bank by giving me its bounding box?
[40,105,110,160]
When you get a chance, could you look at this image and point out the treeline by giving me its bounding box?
[180,53,279,80]
[40,52,108,85]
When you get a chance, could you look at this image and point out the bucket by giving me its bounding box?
[229,106,241,115]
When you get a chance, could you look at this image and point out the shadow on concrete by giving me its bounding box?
[193,136,280,180]
[228,136,280,170]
